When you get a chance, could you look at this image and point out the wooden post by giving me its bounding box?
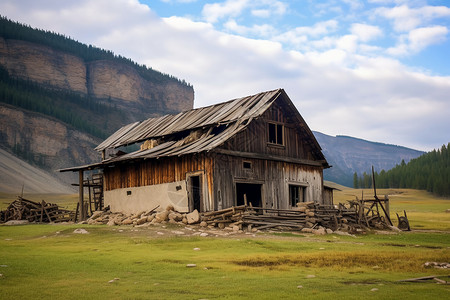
[79,170,85,221]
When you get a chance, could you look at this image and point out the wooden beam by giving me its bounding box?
[212,149,326,167]
[78,170,85,221]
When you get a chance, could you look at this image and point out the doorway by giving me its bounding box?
[188,174,202,212]
[236,183,262,207]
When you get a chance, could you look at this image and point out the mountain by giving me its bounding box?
[0,147,73,194]
[0,17,194,191]
[313,131,425,187]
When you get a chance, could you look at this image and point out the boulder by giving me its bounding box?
[136,217,148,225]
[155,211,170,223]
[186,210,199,224]
[122,218,133,225]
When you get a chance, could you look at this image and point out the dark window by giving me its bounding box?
[243,161,252,169]
[268,123,284,145]
[289,185,306,207]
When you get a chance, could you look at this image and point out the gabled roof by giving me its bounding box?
[60,89,327,172]
[95,89,282,151]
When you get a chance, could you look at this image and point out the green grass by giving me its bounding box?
[334,188,450,230]
[1,189,449,299]
[0,224,449,299]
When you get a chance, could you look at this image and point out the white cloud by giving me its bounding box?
[224,19,275,37]
[375,4,450,32]
[350,23,383,42]
[201,0,287,23]
[202,0,249,23]
[387,25,448,55]
[1,0,449,151]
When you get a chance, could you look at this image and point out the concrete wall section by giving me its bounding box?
[104,180,188,215]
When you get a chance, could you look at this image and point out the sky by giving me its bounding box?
[1,0,449,152]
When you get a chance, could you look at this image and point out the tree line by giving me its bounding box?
[0,16,192,88]
[353,143,450,197]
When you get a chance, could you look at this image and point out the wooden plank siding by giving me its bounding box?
[218,98,316,161]
[103,154,214,195]
[212,154,323,210]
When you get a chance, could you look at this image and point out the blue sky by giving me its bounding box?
[1,0,449,151]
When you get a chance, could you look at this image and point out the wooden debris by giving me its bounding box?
[0,196,75,223]
[398,275,449,284]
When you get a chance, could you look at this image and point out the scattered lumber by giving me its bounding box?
[398,275,449,284]
[0,196,75,223]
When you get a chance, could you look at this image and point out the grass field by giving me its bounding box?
[1,188,449,299]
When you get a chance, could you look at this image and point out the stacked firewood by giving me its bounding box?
[0,196,75,223]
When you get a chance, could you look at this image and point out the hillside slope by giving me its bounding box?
[0,17,194,190]
[313,131,425,187]
[0,148,73,194]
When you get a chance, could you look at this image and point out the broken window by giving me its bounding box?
[268,123,284,145]
[289,185,306,207]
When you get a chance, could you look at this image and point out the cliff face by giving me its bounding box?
[0,104,100,170]
[0,37,194,113]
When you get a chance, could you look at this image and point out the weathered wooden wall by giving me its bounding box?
[219,99,316,161]
[104,154,212,191]
[212,154,323,210]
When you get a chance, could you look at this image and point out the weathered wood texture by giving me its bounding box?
[218,99,317,161]
[212,153,323,210]
[103,153,214,193]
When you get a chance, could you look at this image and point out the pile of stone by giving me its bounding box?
[85,205,201,227]
[423,262,450,269]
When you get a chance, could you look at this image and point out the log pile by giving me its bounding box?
[0,196,75,223]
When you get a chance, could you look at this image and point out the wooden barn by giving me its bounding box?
[62,89,330,217]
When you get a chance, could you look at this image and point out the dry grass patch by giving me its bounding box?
[232,250,450,273]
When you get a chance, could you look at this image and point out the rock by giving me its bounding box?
[232,225,240,232]
[122,218,133,225]
[297,285,303,289]
[182,217,188,224]
[186,264,197,268]
[90,211,104,220]
[371,288,378,292]
[73,228,89,234]
[313,228,326,235]
[306,275,315,278]
[186,210,199,224]
[326,228,333,234]
[169,212,183,222]
[147,214,155,222]
[136,217,148,225]
[218,222,226,229]
[172,231,185,235]
[200,232,208,237]
[166,205,175,211]
[155,211,169,222]
[4,220,29,225]
[193,248,201,251]
[200,221,208,227]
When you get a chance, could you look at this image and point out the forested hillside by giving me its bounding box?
[0,16,190,87]
[0,16,194,191]
[354,143,449,197]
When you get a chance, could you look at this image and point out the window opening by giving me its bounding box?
[236,183,262,207]
[289,185,306,207]
[243,161,252,169]
[268,123,283,145]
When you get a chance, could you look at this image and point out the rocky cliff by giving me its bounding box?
[0,103,101,184]
[0,37,193,117]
